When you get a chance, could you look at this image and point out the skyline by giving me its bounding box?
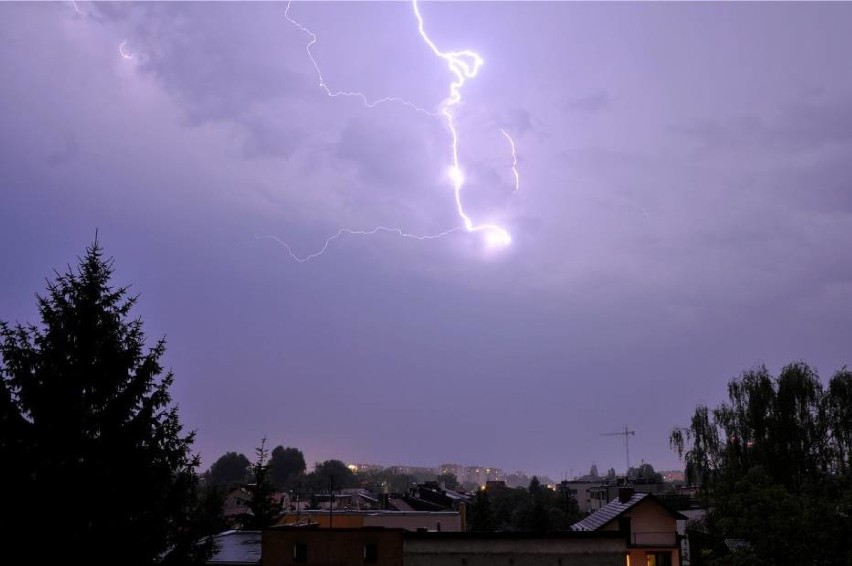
[2,1,851,480]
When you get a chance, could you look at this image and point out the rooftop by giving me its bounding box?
[208,530,261,565]
[572,493,651,531]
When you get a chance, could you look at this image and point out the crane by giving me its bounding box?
[601,425,636,473]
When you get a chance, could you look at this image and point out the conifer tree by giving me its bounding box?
[0,240,211,564]
[241,438,279,529]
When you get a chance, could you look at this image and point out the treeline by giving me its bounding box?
[468,476,581,532]
[205,445,358,494]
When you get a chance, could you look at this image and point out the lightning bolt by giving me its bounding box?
[501,128,520,194]
[277,0,519,261]
[284,2,436,118]
[411,0,512,247]
[257,227,463,264]
[119,39,134,60]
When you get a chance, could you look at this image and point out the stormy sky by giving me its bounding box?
[2,1,851,480]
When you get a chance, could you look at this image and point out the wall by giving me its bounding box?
[262,529,404,566]
[404,533,626,566]
[277,510,461,532]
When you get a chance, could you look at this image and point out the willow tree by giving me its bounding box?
[0,240,211,564]
[671,362,852,565]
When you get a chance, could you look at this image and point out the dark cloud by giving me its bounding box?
[500,107,535,136]
[332,113,438,196]
[776,153,852,214]
[46,132,79,167]
[775,97,852,149]
[565,90,609,114]
[672,116,767,150]
[673,95,852,152]
[128,3,309,125]
[239,114,301,160]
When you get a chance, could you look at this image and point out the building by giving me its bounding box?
[438,463,465,480]
[560,481,605,514]
[262,527,628,566]
[588,482,669,512]
[263,527,402,566]
[404,531,627,566]
[276,509,463,532]
[572,488,687,566]
[464,465,487,487]
[347,462,385,474]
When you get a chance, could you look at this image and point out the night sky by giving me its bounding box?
[2,1,851,481]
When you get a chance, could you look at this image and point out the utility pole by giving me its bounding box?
[601,425,636,473]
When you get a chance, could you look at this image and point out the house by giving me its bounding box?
[572,488,687,566]
[588,482,669,512]
[223,488,253,526]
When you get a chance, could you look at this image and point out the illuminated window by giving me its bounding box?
[646,551,672,566]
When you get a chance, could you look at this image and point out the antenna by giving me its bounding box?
[601,425,636,473]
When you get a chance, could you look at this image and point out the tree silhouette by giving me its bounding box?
[0,240,210,564]
[269,445,306,490]
[209,451,251,488]
[240,438,279,529]
[671,362,852,565]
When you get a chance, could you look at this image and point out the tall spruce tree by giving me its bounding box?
[241,438,279,529]
[0,240,210,564]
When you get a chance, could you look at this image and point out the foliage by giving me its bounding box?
[470,476,580,532]
[671,362,852,565]
[209,451,251,488]
[554,481,582,528]
[356,468,416,494]
[627,462,663,484]
[0,240,211,564]
[436,472,459,490]
[490,485,532,530]
[306,459,357,492]
[240,438,280,529]
[269,445,306,490]
[468,488,497,531]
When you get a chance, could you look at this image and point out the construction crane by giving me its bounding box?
[601,425,636,473]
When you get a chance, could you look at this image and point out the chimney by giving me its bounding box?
[618,487,634,503]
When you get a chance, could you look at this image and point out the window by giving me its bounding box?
[293,542,307,563]
[646,552,671,566]
[363,543,378,563]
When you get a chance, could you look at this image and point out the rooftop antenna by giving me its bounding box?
[601,425,636,473]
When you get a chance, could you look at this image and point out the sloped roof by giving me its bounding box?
[572,493,650,531]
[571,492,686,531]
